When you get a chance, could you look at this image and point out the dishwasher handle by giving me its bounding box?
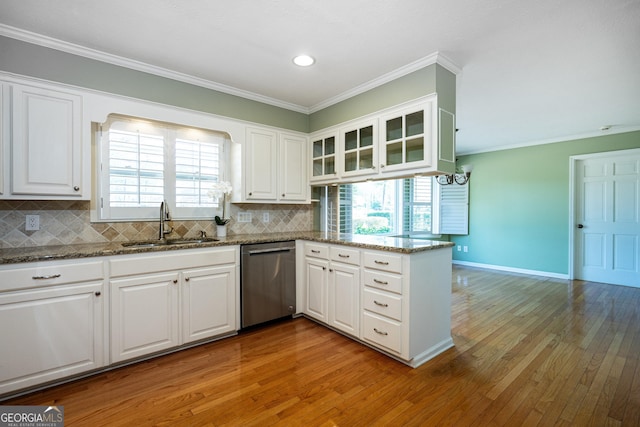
[247,247,295,255]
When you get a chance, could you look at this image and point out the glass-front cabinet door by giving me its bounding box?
[310,132,338,183]
[340,119,378,178]
[379,100,434,173]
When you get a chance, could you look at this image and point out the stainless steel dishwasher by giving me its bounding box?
[240,241,296,328]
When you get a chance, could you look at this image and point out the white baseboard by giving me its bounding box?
[452,260,569,280]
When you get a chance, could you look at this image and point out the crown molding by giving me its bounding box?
[456,126,640,156]
[0,24,461,116]
[308,52,461,113]
[0,24,310,114]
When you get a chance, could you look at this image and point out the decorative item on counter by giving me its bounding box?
[208,181,232,237]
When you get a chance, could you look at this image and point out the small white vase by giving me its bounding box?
[216,224,227,238]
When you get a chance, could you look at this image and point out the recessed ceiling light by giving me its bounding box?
[293,55,315,67]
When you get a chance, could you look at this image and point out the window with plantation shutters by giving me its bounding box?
[403,176,432,234]
[332,176,469,236]
[98,115,225,221]
[432,182,469,235]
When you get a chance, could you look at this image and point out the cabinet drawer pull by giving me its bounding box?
[338,254,350,258]
[373,328,388,336]
[374,300,389,307]
[374,260,389,265]
[373,278,388,285]
[311,249,320,254]
[32,274,61,280]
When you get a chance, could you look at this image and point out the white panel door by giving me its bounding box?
[182,265,236,343]
[0,282,103,394]
[245,127,278,201]
[111,272,180,363]
[305,257,328,322]
[329,262,360,337]
[11,84,82,196]
[279,133,308,202]
[575,151,640,287]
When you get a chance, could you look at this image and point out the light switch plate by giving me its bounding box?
[237,212,252,223]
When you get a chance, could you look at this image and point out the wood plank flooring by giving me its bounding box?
[5,266,640,426]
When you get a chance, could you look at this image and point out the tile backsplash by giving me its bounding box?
[0,200,313,248]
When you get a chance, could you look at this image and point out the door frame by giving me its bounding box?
[568,147,640,280]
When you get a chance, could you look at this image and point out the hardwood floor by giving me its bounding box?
[5,265,640,426]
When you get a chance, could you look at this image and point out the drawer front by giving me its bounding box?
[363,251,403,274]
[363,289,402,321]
[0,260,104,292]
[305,242,328,259]
[362,312,402,354]
[363,269,403,294]
[329,246,360,265]
[110,247,237,277]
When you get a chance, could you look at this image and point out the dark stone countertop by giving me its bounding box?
[0,231,454,265]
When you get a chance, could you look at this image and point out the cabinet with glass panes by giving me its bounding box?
[340,119,378,178]
[310,131,338,183]
[379,99,435,173]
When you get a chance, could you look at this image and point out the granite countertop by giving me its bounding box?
[0,231,454,265]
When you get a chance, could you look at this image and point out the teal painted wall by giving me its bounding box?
[452,131,640,274]
[0,36,309,132]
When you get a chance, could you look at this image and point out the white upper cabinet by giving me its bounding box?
[309,131,338,184]
[279,132,309,202]
[245,127,278,201]
[242,127,309,203]
[340,118,378,179]
[6,83,86,199]
[309,95,456,185]
[379,101,433,173]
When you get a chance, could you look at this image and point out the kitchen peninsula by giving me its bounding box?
[0,232,453,398]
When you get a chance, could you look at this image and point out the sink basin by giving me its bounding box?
[122,238,219,249]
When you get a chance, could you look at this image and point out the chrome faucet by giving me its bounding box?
[159,200,173,240]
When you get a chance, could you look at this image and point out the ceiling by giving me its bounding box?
[1,0,639,154]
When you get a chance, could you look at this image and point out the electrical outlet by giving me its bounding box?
[457,245,461,251]
[237,212,252,223]
[262,212,270,223]
[463,246,468,253]
[26,215,40,231]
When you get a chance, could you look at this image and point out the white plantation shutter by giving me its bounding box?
[433,182,469,235]
[99,115,225,220]
[403,177,432,233]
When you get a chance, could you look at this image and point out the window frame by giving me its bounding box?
[95,115,228,222]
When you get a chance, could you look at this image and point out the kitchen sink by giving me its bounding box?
[121,238,219,249]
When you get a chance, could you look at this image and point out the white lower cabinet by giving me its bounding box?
[303,242,360,337]
[109,247,238,364]
[301,240,453,368]
[0,259,105,396]
[182,265,236,343]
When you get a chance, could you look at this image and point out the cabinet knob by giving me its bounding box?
[380,164,385,169]
[73,186,80,191]
[282,194,285,197]
[185,277,190,282]
[249,192,252,196]
[329,269,333,272]
[173,279,178,284]
[95,291,101,297]
[322,266,326,271]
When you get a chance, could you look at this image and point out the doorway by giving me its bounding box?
[570,148,640,287]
